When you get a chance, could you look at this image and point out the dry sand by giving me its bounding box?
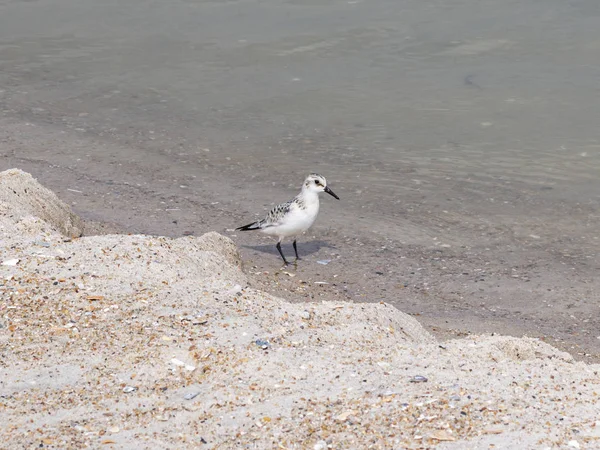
[1,169,599,449]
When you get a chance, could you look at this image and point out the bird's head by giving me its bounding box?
[303,173,340,200]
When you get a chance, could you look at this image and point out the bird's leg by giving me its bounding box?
[293,239,301,261]
[276,242,289,266]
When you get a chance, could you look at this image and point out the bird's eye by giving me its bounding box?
[315,180,321,186]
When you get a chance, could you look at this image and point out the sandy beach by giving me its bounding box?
[2,168,600,449]
[1,1,600,446]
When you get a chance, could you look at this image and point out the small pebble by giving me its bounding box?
[410,375,428,383]
[184,392,200,400]
[314,440,328,450]
[2,258,19,266]
[255,339,270,349]
[317,260,331,265]
[567,440,580,449]
[300,311,311,320]
[123,386,137,393]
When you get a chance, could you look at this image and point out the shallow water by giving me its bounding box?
[1,0,599,358]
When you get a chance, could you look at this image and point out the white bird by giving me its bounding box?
[236,173,340,265]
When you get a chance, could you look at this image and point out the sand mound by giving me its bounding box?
[0,168,83,238]
[1,169,598,449]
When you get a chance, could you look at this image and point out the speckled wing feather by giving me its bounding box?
[260,199,293,228]
[236,198,294,231]
[237,194,307,232]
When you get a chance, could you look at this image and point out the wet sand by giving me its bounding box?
[1,0,600,359]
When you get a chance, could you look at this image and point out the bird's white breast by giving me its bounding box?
[262,196,320,238]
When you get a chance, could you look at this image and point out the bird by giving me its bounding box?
[236,173,340,265]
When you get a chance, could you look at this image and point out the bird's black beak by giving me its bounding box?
[324,186,340,200]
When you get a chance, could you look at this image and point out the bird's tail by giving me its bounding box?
[236,221,261,231]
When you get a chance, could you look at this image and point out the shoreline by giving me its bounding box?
[1,0,600,367]
[2,116,598,363]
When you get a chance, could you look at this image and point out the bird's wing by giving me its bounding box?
[260,200,293,228]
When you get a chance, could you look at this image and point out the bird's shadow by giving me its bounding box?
[242,240,336,258]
